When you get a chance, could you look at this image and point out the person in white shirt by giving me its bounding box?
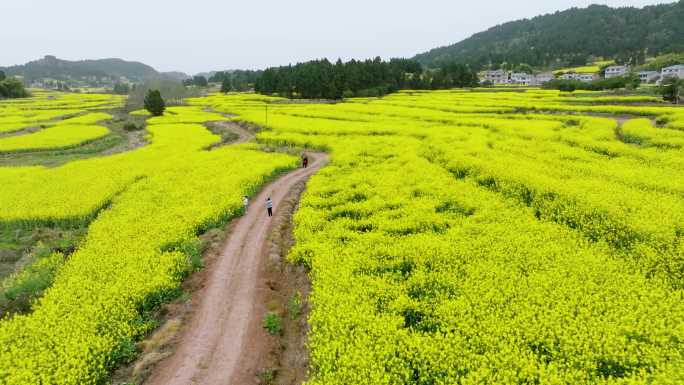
[266,197,273,217]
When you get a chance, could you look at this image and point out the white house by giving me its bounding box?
[661,65,684,79]
[535,73,555,84]
[560,72,579,80]
[29,81,46,89]
[510,73,535,86]
[481,70,509,85]
[638,71,660,83]
[605,65,629,78]
[578,73,599,82]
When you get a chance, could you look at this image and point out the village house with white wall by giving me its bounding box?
[481,69,509,85]
[535,73,554,84]
[510,72,535,86]
[579,73,599,82]
[638,71,660,83]
[604,65,629,78]
[661,64,684,80]
[479,62,683,86]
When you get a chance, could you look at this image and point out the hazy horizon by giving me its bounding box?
[2,0,677,74]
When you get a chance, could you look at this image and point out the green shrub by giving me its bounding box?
[123,122,141,131]
[262,312,282,335]
[287,291,303,319]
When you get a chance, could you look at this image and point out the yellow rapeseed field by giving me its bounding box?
[192,90,684,384]
[0,93,297,384]
[1,88,683,384]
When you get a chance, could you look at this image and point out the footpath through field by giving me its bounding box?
[146,145,328,385]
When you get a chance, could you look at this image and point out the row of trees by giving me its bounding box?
[183,75,209,87]
[113,83,131,95]
[181,70,262,92]
[425,63,480,90]
[125,79,201,111]
[254,58,479,99]
[661,77,683,104]
[183,70,262,92]
[0,70,29,99]
[542,74,641,92]
[210,70,261,92]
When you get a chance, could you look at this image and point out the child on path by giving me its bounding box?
[243,196,249,212]
[266,197,273,217]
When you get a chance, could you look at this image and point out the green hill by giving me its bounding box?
[414,1,684,69]
[1,55,160,82]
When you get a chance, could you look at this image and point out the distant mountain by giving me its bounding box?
[194,71,217,80]
[161,71,191,81]
[1,55,160,82]
[414,1,684,69]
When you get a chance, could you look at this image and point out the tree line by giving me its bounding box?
[254,57,479,99]
[661,76,683,104]
[125,79,200,111]
[0,70,29,99]
[542,74,641,92]
[210,70,261,92]
[180,70,262,92]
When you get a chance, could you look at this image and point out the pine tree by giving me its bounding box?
[220,77,232,93]
[144,89,166,116]
[660,77,683,104]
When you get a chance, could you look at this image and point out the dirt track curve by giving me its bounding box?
[213,121,255,144]
[146,150,328,385]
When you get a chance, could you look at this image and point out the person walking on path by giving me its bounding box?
[301,152,308,168]
[266,197,273,217]
[243,196,249,212]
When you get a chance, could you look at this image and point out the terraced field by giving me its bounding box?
[1,89,683,384]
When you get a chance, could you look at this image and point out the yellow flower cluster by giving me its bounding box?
[0,91,125,152]
[0,112,112,153]
[0,91,123,133]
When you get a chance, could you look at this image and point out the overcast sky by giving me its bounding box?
[1,0,676,74]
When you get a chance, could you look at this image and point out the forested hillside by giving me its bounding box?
[414,1,684,69]
[1,55,160,82]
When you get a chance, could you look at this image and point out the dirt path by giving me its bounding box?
[214,121,255,144]
[146,152,327,385]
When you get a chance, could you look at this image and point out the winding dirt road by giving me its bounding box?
[146,152,327,385]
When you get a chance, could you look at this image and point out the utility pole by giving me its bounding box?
[265,104,268,127]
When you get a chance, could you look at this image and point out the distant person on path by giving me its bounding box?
[266,197,273,217]
[243,196,249,212]
[301,152,308,168]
